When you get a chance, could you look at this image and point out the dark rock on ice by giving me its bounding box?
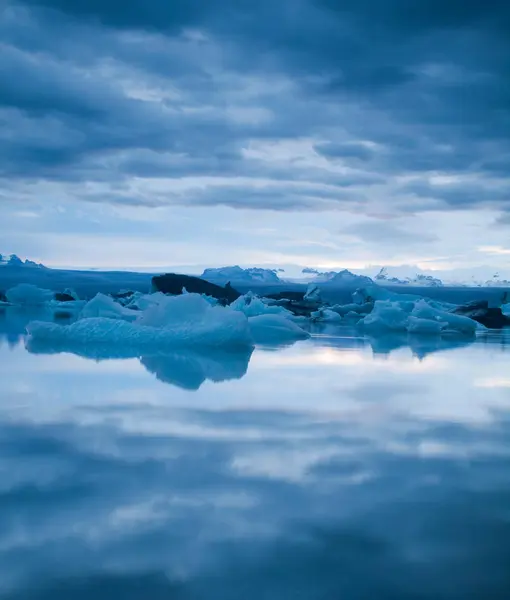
[452,300,510,329]
[266,290,306,302]
[151,273,241,304]
[54,292,76,302]
[265,289,327,317]
[113,290,136,299]
[453,299,489,313]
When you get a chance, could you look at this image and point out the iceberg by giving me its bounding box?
[406,316,444,335]
[352,285,454,310]
[310,308,343,323]
[304,284,322,303]
[230,292,291,318]
[79,293,139,321]
[361,300,410,332]
[248,314,310,344]
[5,283,55,306]
[25,292,316,352]
[411,300,480,334]
[124,291,166,310]
[360,298,479,335]
[27,293,254,350]
[330,302,373,317]
[135,293,254,347]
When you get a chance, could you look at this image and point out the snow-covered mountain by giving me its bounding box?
[323,269,374,286]
[0,254,46,268]
[480,274,510,288]
[201,266,282,285]
[302,269,374,288]
[301,268,373,286]
[375,267,443,287]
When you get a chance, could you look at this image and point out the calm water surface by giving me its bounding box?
[1,307,510,599]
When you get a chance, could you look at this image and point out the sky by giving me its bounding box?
[1,0,510,274]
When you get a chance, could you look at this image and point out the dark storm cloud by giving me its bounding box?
[401,181,510,210]
[1,0,509,211]
[70,181,368,212]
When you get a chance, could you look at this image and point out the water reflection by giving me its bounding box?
[1,311,510,598]
[2,306,499,391]
[0,306,75,348]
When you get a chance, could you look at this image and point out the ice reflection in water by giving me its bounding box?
[0,308,510,598]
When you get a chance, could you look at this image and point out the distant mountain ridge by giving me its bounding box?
[201,266,282,285]
[0,254,46,268]
[375,267,443,287]
[301,268,373,286]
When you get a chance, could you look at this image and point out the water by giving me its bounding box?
[1,308,510,599]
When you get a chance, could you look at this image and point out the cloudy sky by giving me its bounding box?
[1,0,509,273]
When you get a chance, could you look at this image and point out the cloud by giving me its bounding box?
[314,142,376,161]
[0,0,509,267]
[341,220,438,244]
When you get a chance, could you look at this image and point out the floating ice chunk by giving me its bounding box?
[304,284,322,303]
[361,300,410,332]
[361,298,479,335]
[63,288,80,301]
[201,294,219,306]
[49,300,87,312]
[135,293,253,347]
[126,291,164,311]
[289,315,309,324]
[27,299,253,350]
[311,308,342,323]
[411,300,479,334]
[502,303,510,317]
[79,293,139,321]
[230,292,291,318]
[407,316,444,335]
[353,286,455,311]
[5,284,55,306]
[330,302,373,316]
[248,314,310,343]
[26,318,151,345]
[343,311,364,323]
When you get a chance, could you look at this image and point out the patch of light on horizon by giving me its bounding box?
[474,378,510,388]
[478,246,510,255]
